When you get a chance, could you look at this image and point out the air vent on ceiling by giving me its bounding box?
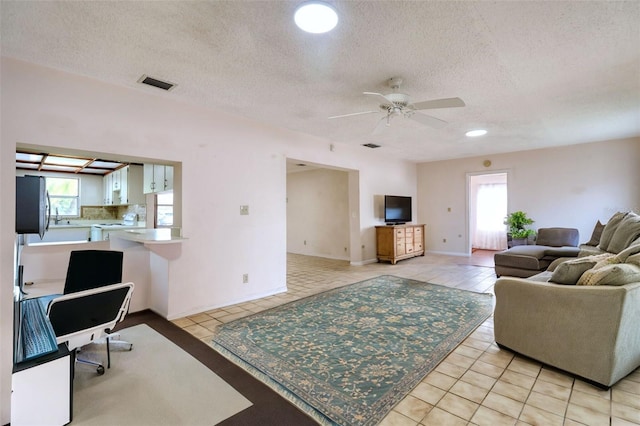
[138,75,176,91]
[362,143,381,149]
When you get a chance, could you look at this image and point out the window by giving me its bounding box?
[46,177,80,216]
[156,191,173,227]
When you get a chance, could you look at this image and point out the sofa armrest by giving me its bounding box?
[494,278,640,387]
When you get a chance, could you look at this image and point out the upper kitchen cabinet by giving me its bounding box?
[124,165,144,204]
[104,165,144,205]
[103,173,113,205]
[143,164,173,194]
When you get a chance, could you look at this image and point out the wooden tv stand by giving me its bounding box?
[375,224,425,264]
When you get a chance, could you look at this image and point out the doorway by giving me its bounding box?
[468,172,508,252]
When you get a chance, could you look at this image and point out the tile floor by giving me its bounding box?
[172,252,640,426]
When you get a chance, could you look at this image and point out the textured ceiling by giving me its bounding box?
[2,1,639,162]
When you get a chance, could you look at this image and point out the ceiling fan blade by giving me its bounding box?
[328,110,379,119]
[363,91,396,106]
[407,112,448,129]
[412,97,466,110]
[372,115,390,136]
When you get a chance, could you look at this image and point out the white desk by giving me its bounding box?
[12,336,73,425]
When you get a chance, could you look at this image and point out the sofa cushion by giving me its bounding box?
[550,254,613,285]
[577,263,640,286]
[578,244,606,257]
[543,247,581,258]
[536,228,579,247]
[598,212,628,252]
[585,220,605,246]
[607,212,640,254]
[494,245,550,271]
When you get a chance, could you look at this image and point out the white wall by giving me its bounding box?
[287,168,350,260]
[417,137,640,255]
[0,58,418,422]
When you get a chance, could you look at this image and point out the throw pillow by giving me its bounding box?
[577,263,640,286]
[598,211,628,252]
[627,253,640,266]
[614,243,640,263]
[607,212,640,254]
[585,220,605,246]
[549,254,613,285]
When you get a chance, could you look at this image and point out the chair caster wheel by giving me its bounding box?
[97,366,105,375]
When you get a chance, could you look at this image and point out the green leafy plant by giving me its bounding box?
[504,211,535,239]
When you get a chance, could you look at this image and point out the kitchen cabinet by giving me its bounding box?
[125,165,144,204]
[26,226,91,245]
[375,224,425,264]
[112,169,121,191]
[104,165,144,205]
[103,173,113,205]
[144,164,173,194]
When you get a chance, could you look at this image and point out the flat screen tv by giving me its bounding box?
[384,195,412,225]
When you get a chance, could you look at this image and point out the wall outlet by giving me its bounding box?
[240,205,249,215]
[242,273,249,283]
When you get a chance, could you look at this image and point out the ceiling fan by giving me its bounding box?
[328,77,465,134]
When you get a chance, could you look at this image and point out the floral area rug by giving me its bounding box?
[211,275,494,426]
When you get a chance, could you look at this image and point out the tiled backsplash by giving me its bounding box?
[80,204,146,221]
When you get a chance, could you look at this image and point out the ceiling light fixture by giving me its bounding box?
[294,1,338,34]
[465,129,488,137]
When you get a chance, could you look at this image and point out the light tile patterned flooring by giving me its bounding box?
[173,252,640,426]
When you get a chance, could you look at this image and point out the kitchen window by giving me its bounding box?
[155,191,173,227]
[46,177,79,216]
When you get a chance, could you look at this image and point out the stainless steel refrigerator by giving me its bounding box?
[16,175,49,238]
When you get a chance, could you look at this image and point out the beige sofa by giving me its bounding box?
[494,211,640,388]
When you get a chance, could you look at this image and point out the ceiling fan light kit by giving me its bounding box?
[294,1,338,34]
[329,77,465,133]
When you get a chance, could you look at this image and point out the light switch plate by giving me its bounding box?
[240,205,249,215]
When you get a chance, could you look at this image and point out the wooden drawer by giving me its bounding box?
[376,224,425,264]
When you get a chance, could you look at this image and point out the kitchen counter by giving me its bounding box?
[48,223,92,229]
[110,228,186,245]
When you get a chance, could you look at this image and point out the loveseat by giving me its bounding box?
[494,227,580,278]
[494,211,640,388]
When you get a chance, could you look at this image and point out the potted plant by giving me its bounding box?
[504,211,535,246]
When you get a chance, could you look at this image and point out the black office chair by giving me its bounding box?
[63,249,124,293]
[40,250,133,374]
[47,282,135,375]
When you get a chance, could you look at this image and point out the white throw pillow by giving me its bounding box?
[577,263,640,286]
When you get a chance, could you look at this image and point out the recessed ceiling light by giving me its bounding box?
[294,2,338,34]
[465,129,488,137]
